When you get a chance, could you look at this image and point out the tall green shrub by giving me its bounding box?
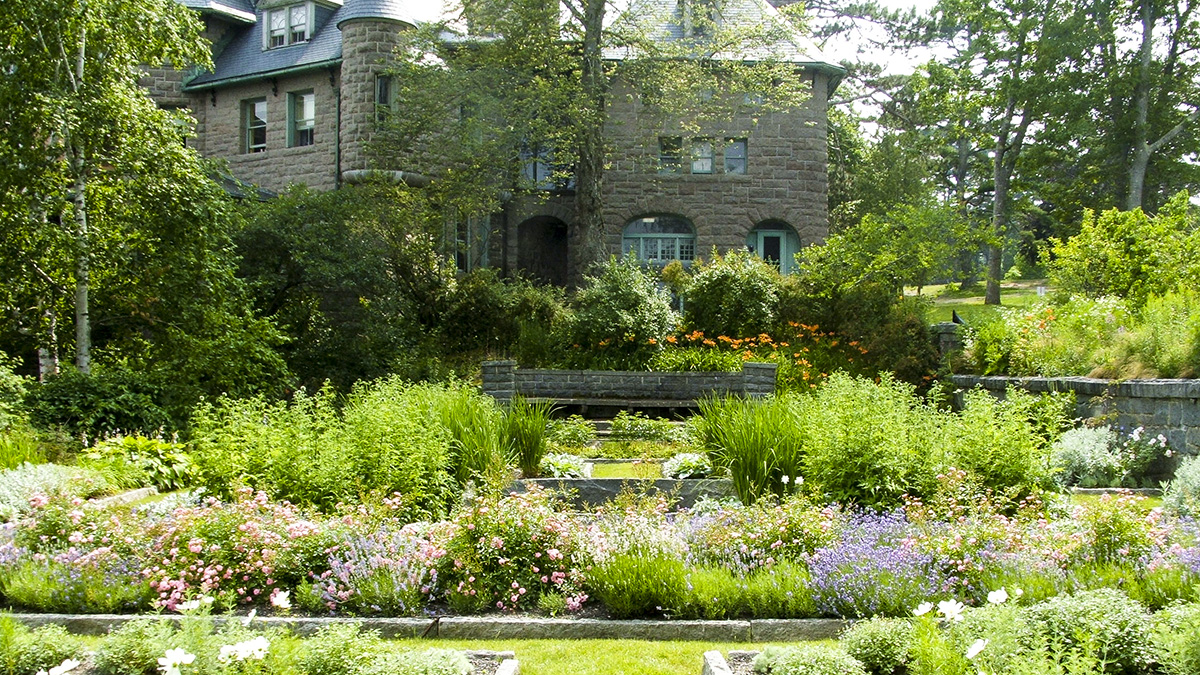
[557,256,677,370]
[1048,191,1200,307]
[695,395,807,504]
[189,378,460,518]
[802,373,942,508]
[683,250,781,338]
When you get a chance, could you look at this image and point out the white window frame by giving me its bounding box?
[243,98,267,153]
[263,3,312,49]
[288,90,315,147]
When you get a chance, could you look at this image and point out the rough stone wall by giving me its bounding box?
[187,69,341,192]
[951,375,1200,459]
[338,19,408,175]
[504,69,832,281]
[140,66,190,108]
[482,360,777,402]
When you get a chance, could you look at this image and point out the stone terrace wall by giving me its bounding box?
[482,361,776,403]
[951,375,1200,457]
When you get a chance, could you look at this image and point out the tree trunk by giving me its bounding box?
[570,0,608,287]
[38,306,59,381]
[71,5,91,373]
[1126,0,1154,211]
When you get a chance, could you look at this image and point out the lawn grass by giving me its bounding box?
[390,638,775,675]
[908,280,1052,323]
[591,461,662,479]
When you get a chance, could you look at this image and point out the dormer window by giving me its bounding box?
[263,3,312,49]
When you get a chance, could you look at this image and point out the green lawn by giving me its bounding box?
[590,461,662,479]
[908,280,1052,323]
[391,638,774,675]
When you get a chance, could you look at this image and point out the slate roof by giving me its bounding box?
[336,0,426,28]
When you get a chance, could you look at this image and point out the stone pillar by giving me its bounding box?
[741,362,778,397]
[931,322,962,358]
[481,360,517,402]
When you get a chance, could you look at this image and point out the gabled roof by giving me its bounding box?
[180,0,428,91]
[184,2,346,90]
[605,0,843,87]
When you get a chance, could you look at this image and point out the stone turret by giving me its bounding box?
[337,0,416,176]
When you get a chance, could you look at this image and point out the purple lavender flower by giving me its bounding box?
[807,510,937,618]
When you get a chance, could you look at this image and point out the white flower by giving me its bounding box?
[966,638,989,660]
[987,588,1009,604]
[914,602,934,616]
[176,599,200,613]
[37,659,81,675]
[781,475,790,484]
[937,599,966,622]
[241,608,257,627]
[243,636,269,660]
[221,636,270,663]
[1013,587,1024,599]
[269,588,291,610]
[158,648,195,675]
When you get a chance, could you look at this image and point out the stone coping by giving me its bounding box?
[950,374,1200,399]
[6,613,848,642]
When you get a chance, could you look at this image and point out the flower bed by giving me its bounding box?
[2,480,1198,624]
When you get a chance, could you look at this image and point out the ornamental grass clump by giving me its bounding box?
[695,394,806,504]
[502,397,554,478]
[808,510,938,618]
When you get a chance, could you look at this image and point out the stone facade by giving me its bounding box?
[159,0,837,280]
[499,71,833,284]
[482,360,777,404]
[190,68,342,191]
[951,375,1200,461]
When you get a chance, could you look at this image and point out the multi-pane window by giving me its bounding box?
[269,10,287,47]
[264,4,310,49]
[658,136,682,174]
[374,74,393,121]
[289,90,314,147]
[725,138,747,174]
[289,5,308,43]
[691,138,713,174]
[622,215,696,264]
[243,98,267,153]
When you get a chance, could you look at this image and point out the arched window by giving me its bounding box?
[746,220,801,274]
[622,215,696,264]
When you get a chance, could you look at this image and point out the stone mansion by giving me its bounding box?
[150,0,843,285]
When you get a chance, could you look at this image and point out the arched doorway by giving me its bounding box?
[746,220,801,274]
[517,216,569,286]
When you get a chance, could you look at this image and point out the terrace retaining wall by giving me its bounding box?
[950,375,1200,461]
[481,361,776,405]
